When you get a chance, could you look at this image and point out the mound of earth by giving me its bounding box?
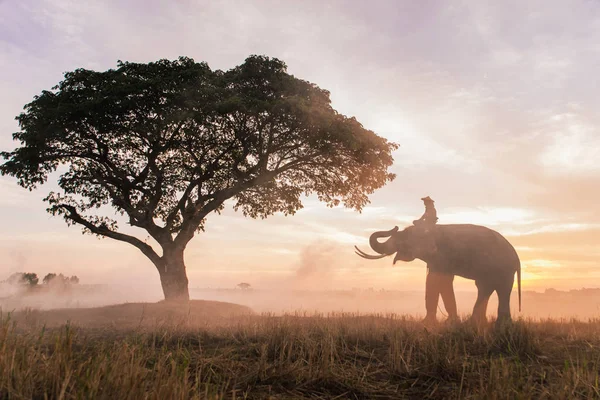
[10,300,254,329]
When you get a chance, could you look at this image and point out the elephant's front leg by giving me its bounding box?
[424,270,456,323]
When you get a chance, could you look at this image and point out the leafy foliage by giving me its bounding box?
[42,273,57,285]
[22,273,39,285]
[41,273,79,285]
[6,272,39,286]
[1,55,397,276]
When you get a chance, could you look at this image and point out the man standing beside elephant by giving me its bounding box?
[414,196,458,324]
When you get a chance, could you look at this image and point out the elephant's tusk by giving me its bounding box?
[354,246,387,259]
[354,246,371,256]
[354,250,387,259]
[355,246,386,257]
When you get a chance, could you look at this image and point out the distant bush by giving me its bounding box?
[42,273,80,285]
[6,272,39,286]
[3,273,80,286]
[42,273,57,285]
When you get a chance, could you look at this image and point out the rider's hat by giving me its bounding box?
[421,196,434,202]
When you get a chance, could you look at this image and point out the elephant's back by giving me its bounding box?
[435,224,520,277]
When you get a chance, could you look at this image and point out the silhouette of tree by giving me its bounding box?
[237,282,251,290]
[22,273,39,285]
[0,55,398,301]
[7,272,38,286]
[69,275,80,284]
[42,273,57,285]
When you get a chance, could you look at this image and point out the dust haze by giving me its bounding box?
[2,242,600,322]
[193,241,600,320]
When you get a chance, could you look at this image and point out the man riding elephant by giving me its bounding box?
[355,196,522,326]
[414,196,438,227]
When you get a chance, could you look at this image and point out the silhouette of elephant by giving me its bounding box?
[355,224,521,325]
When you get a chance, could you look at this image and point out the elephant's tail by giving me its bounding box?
[517,262,522,312]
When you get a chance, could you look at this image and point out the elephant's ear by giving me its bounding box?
[402,226,416,234]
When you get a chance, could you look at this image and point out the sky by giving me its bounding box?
[0,0,599,295]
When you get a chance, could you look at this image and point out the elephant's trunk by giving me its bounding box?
[369,226,398,255]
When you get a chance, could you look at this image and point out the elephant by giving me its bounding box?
[355,224,521,325]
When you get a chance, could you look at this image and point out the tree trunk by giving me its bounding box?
[157,247,190,302]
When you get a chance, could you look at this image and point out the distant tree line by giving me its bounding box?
[4,272,79,286]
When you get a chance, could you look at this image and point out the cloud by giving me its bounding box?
[539,115,600,175]
[442,207,537,227]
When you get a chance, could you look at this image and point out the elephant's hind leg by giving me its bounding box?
[439,274,458,322]
[496,274,515,325]
[471,281,494,327]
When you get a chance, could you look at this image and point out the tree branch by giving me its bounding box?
[73,173,171,245]
[172,155,315,248]
[59,204,163,269]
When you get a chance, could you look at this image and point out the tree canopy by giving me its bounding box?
[7,272,39,286]
[1,55,398,300]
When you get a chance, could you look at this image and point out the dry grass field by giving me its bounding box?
[2,301,600,399]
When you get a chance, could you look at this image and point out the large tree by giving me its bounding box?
[1,56,398,301]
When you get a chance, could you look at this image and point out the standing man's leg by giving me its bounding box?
[424,270,442,323]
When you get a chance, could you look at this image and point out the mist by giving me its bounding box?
[3,241,600,322]
[0,281,162,311]
[4,282,598,321]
